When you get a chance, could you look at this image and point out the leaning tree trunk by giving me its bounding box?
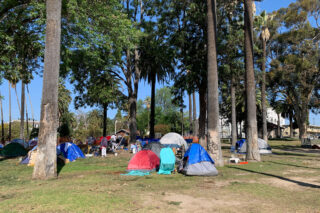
[231,75,237,149]
[193,92,198,136]
[8,82,11,141]
[103,104,108,137]
[261,38,268,142]
[244,0,260,161]
[33,0,61,180]
[207,0,223,166]
[149,72,156,138]
[20,82,25,140]
[189,93,192,134]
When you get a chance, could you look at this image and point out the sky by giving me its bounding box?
[1,0,319,126]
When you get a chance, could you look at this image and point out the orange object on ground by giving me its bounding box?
[239,161,248,165]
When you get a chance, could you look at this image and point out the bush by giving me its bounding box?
[154,124,170,135]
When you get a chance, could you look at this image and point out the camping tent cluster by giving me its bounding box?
[125,133,218,176]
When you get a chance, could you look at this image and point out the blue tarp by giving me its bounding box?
[57,142,85,162]
[158,147,175,175]
[184,143,214,165]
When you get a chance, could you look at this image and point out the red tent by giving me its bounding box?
[127,150,160,171]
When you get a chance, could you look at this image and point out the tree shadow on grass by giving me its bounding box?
[272,152,309,157]
[269,161,320,170]
[57,157,66,176]
[229,166,320,189]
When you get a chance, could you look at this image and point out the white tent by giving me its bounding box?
[238,138,272,154]
[160,132,188,150]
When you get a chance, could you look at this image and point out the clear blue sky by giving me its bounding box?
[1,0,319,125]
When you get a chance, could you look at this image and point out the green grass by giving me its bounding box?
[0,141,320,212]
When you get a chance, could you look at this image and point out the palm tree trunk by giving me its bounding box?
[33,0,61,180]
[26,101,29,139]
[199,86,206,147]
[261,38,268,142]
[9,82,11,141]
[244,0,260,161]
[189,93,192,134]
[149,72,156,138]
[289,114,293,138]
[103,104,108,137]
[181,106,184,136]
[193,92,198,136]
[20,82,25,140]
[0,93,4,143]
[277,113,281,138]
[207,0,223,166]
[231,75,237,148]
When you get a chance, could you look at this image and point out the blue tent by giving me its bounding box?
[57,143,85,162]
[179,143,218,176]
[158,147,176,175]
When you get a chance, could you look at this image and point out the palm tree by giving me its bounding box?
[0,92,4,143]
[207,0,223,166]
[188,93,192,134]
[256,10,271,142]
[20,82,25,139]
[192,92,197,136]
[33,0,62,179]
[244,0,260,161]
[140,36,175,138]
[8,81,11,141]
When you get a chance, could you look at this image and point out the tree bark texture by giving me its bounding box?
[8,82,11,141]
[103,104,107,137]
[277,113,281,138]
[193,92,198,136]
[181,107,184,136]
[244,0,260,161]
[261,39,268,142]
[26,103,29,139]
[189,93,192,134]
[149,72,156,138]
[231,75,237,148]
[207,0,223,166]
[33,0,61,180]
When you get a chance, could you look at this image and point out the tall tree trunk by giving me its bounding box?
[199,86,207,148]
[149,72,156,138]
[14,86,21,113]
[231,75,237,148]
[103,104,108,137]
[20,82,25,140]
[244,0,260,161]
[193,92,198,136]
[181,107,184,136]
[8,82,11,141]
[189,93,192,134]
[207,0,223,166]
[289,114,293,138]
[33,0,61,180]
[0,93,4,143]
[26,102,29,140]
[277,113,280,138]
[261,39,268,142]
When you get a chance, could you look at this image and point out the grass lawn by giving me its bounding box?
[0,140,320,213]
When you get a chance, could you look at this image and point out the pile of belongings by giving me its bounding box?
[178,143,218,176]
[235,138,272,154]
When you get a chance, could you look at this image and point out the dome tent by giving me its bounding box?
[127,150,160,172]
[179,143,218,176]
[0,143,28,157]
[143,142,165,158]
[160,132,188,150]
[57,142,85,162]
[237,138,272,154]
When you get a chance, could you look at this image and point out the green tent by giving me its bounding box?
[0,143,28,157]
[158,147,176,175]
